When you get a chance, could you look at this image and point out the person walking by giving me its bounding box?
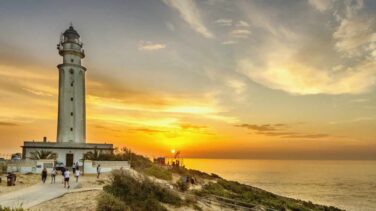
[72,163,76,174]
[51,167,56,184]
[41,168,48,184]
[61,166,66,184]
[75,168,80,182]
[96,164,101,179]
[64,169,70,189]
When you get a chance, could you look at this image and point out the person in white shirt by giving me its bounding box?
[51,167,56,184]
[75,169,80,182]
[64,169,70,189]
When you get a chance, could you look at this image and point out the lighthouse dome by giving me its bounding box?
[63,26,80,40]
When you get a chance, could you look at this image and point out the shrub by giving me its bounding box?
[169,167,221,180]
[97,192,128,211]
[176,180,189,192]
[143,166,172,180]
[102,170,182,211]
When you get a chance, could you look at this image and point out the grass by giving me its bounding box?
[0,206,24,211]
[169,166,221,180]
[100,170,182,211]
[142,166,172,181]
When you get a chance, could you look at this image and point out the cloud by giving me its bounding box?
[215,19,233,26]
[236,0,376,95]
[236,20,250,27]
[138,41,166,51]
[163,0,214,38]
[307,0,333,12]
[238,50,376,95]
[129,128,165,134]
[226,79,246,94]
[230,29,251,39]
[221,40,237,45]
[333,14,376,56]
[0,121,19,127]
[178,123,207,130]
[283,133,329,139]
[235,123,330,139]
[235,123,286,132]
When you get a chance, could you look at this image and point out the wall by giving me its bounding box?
[24,147,111,166]
[6,159,55,174]
[83,160,130,174]
[6,159,130,175]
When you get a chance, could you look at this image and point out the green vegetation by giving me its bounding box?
[0,206,24,211]
[100,170,181,211]
[96,192,129,211]
[170,167,221,180]
[0,162,6,174]
[95,149,341,211]
[84,147,173,180]
[176,179,189,192]
[29,150,57,160]
[143,166,172,180]
[195,179,342,211]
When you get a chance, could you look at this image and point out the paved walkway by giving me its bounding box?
[0,181,79,209]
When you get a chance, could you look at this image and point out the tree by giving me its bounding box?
[29,150,57,160]
[83,149,101,160]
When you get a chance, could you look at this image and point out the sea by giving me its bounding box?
[183,159,376,211]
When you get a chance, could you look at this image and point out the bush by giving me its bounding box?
[97,192,128,211]
[169,167,221,180]
[143,166,172,180]
[0,163,7,174]
[102,170,182,211]
[176,180,189,192]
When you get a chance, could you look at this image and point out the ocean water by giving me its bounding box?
[183,159,376,211]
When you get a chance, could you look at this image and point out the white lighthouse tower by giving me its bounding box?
[56,25,86,144]
[22,25,113,167]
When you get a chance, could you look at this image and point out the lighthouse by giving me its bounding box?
[22,25,113,167]
[56,25,86,144]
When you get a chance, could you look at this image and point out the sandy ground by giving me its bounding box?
[31,190,101,211]
[0,173,40,196]
[30,173,111,211]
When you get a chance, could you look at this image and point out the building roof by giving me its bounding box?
[22,141,113,150]
[63,25,80,39]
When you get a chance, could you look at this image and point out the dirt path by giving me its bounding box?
[0,173,110,209]
[0,179,79,209]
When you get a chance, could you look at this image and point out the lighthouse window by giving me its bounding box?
[70,97,73,101]
[71,59,74,63]
[70,127,73,131]
[69,69,74,74]
[71,82,74,87]
[70,112,73,116]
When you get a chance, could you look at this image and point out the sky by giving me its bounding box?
[0,0,375,159]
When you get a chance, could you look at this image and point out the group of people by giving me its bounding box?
[41,162,81,189]
[41,163,102,189]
